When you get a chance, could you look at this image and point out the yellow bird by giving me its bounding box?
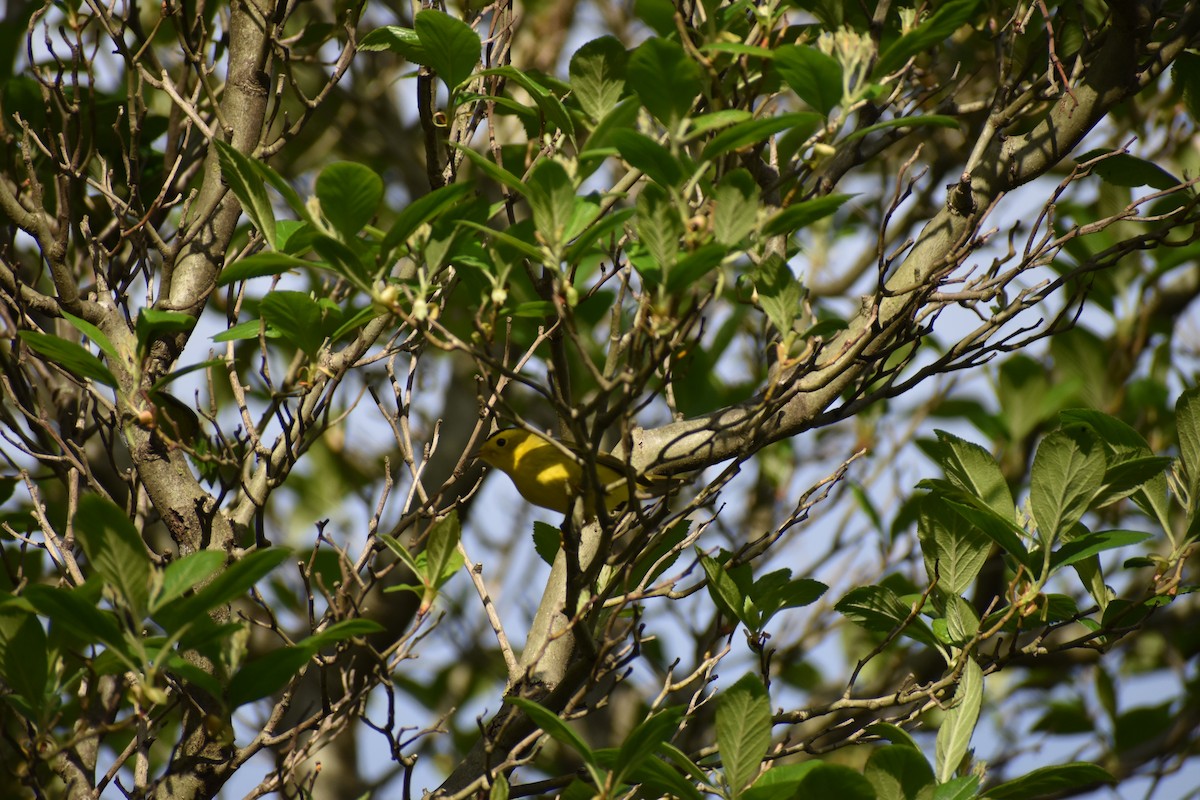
[476,428,661,516]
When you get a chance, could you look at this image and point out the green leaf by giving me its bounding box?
[456,219,545,263]
[532,521,561,565]
[916,493,990,596]
[939,492,1034,573]
[489,773,510,800]
[612,129,686,187]
[419,512,464,612]
[1030,427,1105,547]
[311,232,372,288]
[381,182,474,263]
[1176,387,1200,520]
[1076,149,1182,190]
[717,674,772,797]
[932,775,979,800]
[865,744,934,800]
[317,162,383,239]
[986,763,1114,799]
[866,722,920,750]
[358,25,425,61]
[454,144,529,194]
[1172,50,1200,121]
[212,318,282,343]
[75,495,153,620]
[712,169,760,246]
[414,9,481,95]
[1049,530,1152,571]
[841,115,960,143]
[1031,700,1095,735]
[613,707,683,786]
[507,696,603,787]
[742,763,821,800]
[569,36,627,121]
[135,308,195,357]
[23,584,130,659]
[526,159,577,252]
[701,112,822,161]
[836,585,942,651]
[0,610,48,718]
[261,290,326,356]
[153,551,227,612]
[934,657,983,783]
[478,66,575,137]
[154,547,291,633]
[635,183,684,279]
[215,139,277,250]
[700,553,750,627]
[750,255,804,337]
[763,194,851,237]
[685,109,754,139]
[627,37,702,127]
[218,252,315,286]
[943,594,980,644]
[229,643,313,707]
[668,244,727,293]
[795,764,876,800]
[62,311,118,363]
[774,45,843,116]
[18,331,118,388]
[920,430,1016,520]
[875,0,980,77]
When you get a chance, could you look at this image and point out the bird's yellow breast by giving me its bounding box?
[478,429,631,515]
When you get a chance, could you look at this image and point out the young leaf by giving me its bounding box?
[380,182,474,263]
[712,169,760,246]
[916,493,990,596]
[774,45,843,116]
[261,290,326,356]
[920,430,1016,520]
[612,129,686,187]
[414,9,481,96]
[701,112,822,161]
[62,311,118,363]
[875,0,980,77]
[1049,530,1152,572]
[934,656,983,783]
[526,159,577,252]
[717,674,772,797]
[316,162,383,239]
[154,547,292,633]
[569,36,627,121]
[218,252,315,286]
[0,611,48,719]
[835,585,942,651]
[627,37,702,127]
[17,331,118,388]
[75,495,153,620]
[612,707,683,786]
[762,194,851,237]
[985,763,1114,799]
[229,644,313,707]
[700,553,750,628]
[1030,427,1105,547]
[153,551,227,611]
[215,139,277,250]
[135,308,195,357]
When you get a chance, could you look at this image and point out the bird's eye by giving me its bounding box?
[496,437,507,447]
